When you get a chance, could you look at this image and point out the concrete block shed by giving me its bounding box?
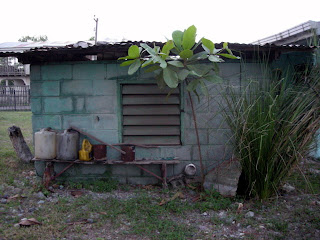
[12,41,316,184]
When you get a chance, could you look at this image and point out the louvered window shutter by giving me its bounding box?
[122,84,181,145]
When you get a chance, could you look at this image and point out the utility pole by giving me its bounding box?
[94,16,98,45]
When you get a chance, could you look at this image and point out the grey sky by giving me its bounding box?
[1,0,319,44]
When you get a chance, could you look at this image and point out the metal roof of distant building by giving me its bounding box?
[252,20,320,45]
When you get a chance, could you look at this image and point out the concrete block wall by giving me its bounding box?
[31,61,263,184]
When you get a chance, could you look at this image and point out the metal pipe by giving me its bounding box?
[70,125,126,154]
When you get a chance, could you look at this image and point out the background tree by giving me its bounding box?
[18,35,48,42]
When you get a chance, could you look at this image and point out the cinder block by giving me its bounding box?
[135,147,161,160]
[41,64,72,80]
[219,63,241,83]
[63,114,93,129]
[106,63,118,80]
[175,145,192,160]
[208,129,233,145]
[80,165,108,175]
[127,176,159,185]
[111,165,128,176]
[34,161,46,177]
[184,94,209,113]
[30,98,42,114]
[30,82,43,96]
[43,97,73,113]
[73,63,106,80]
[85,96,116,113]
[33,114,62,130]
[84,129,119,145]
[93,80,117,96]
[184,112,216,128]
[92,114,118,130]
[30,65,41,81]
[42,81,60,96]
[107,148,121,160]
[61,80,93,96]
[75,97,85,112]
[185,128,208,145]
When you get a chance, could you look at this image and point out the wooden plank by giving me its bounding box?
[123,126,180,136]
[123,116,180,126]
[122,84,179,94]
[123,136,180,145]
[123,105,180,115]
[122,95,180,105]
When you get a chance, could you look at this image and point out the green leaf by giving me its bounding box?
[186,79,199,92]
[182,25,197,50]
[179,49,193,59]
[145,65,161,73]
[120,60,135,67]
[223,42,228,49]
[163,67,179,88]
[204,73,223,83]
[128,59,141,75]
[202,38,215,54]
[172,30,184,50]
[141,58,154,68]
[189,51,208,61]
[218,53,240,59]
[161,40,174,59]
[128,45,140,59]
[140,43,157,56]
[178,69,189,80]
[168,61,184,68]
[200,79,208,96]
[187,64,213,76]
[208,55,224,62]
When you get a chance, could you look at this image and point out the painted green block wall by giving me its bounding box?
[30,60,275,184]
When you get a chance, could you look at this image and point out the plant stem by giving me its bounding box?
[187,91,205,190]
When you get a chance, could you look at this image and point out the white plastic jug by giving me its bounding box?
[35,129,56,159]
[56,130,79,160]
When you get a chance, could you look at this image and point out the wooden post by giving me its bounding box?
[8,125,33,163]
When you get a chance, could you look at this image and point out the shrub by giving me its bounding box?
[222,65,320,199]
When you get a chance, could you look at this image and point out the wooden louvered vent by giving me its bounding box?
[122,84,181,145]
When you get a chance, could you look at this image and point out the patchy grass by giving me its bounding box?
[0,112,320,239]
[0,111,33,185]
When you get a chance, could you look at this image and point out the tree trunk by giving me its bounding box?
[8,125,33,163]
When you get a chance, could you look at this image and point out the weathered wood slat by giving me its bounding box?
[122,84,179,94]
[123,136,180,145]
[122,95,180,105]
[123,105,180,115]
[123,116,180,126]
[123,126,180,136]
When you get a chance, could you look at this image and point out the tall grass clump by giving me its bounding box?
[223,65,320,199]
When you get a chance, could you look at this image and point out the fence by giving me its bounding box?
[0,86,31,111]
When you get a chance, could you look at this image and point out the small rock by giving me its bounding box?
[199,225,210,232]
[218,211,227,218]
[36,192,46,199]
[28,207,37,212]
[59,185,64,190]
[18,213,23,217]
[21,218,27,221]
[259,225,265,229]
[37,200,45,204]
[282,183,295,193]
[245,211,254,218]
[87,218,94,223]
[201,212,208,216]
[0,199,7,204]
[14,223,20,228]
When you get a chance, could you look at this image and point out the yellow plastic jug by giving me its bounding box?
[79,139,92,161]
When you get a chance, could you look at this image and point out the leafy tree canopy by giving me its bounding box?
[18,35,48,42]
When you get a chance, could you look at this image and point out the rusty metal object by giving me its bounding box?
[121,145,135,162]
[93,144,106,160]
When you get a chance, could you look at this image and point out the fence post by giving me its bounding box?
[14,89,16,111]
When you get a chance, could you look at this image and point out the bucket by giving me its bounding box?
[93,144,107,160]
[121,145,135,162]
